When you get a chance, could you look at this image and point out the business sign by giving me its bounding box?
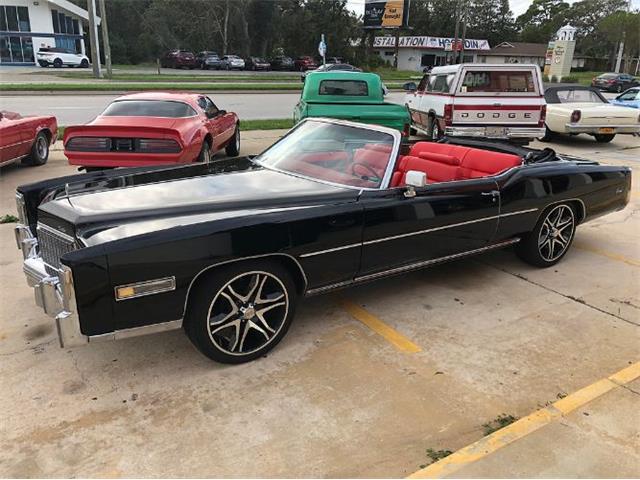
[364,0,410,28]
[374,36,490,51]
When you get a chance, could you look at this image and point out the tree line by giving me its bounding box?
[78,0,639,70]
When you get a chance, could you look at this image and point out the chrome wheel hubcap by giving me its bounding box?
[538,205,575,262]
[207,271,288,356]
[36,137,47,158]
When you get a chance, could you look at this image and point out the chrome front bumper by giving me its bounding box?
[445,126,546,139]
[15,224,88,348]
[564,124,640,134]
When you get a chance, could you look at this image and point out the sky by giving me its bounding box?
[345,0,640,18]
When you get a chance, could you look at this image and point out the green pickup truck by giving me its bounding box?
[293,71,411,135]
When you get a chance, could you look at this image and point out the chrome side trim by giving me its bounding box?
[363,208,537,246]
[114,276,176,302]
[181,253,309,318]
[299,243,362,258]
[89,319,183,343]
[305,238,521,296]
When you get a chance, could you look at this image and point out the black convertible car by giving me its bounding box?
[14,119,631,363]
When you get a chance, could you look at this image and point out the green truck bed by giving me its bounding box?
[293,71,410,134]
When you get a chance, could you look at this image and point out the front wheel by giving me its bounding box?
[225,125,240,157]
[594,133,615,143]
[516,203,577,268]
[184,260,298,363]
[80,59,89,68]
[53,58,63,68]
[22,131,50,166]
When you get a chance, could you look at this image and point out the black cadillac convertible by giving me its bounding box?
[14,119,631,363]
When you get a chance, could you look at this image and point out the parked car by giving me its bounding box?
[0,111,57,167]
[63,92,240,170]
[325,57,345,64]
[611,87,640,109]
[160,50,196,69]
[404,63,546,143]
[245,57,270,71]
[591,73,639,93]
[219,55,245,70]
[294,56,318,71]
[196,51,222,70]
[294,72,411,135]
[301,62,361,81]
[270,56,295,71]
[541,86,640,143]
[14,118,631,363]
[36,47,89,68]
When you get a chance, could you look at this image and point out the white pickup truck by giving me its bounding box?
[404,64,546,143]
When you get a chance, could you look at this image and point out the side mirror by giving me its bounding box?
[403,82,417,92]
[404,170,427,198]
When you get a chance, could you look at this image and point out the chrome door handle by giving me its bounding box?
[481,190,500,196]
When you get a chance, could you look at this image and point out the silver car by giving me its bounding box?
[220,55,245,71]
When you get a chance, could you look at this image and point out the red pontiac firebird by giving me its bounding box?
[0,111,57,168]
[64,92,240,170]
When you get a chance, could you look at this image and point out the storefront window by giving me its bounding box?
[0,37,11,63]
[9,36,23,62]
[17,6,30,31]
[0,7,7,31]
[6,6,18,31]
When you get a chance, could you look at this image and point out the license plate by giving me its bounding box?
[486,127,506,137]
[598,127,615,134]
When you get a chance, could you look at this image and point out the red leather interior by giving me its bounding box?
[390,142,521,187]
[297,151,349,164]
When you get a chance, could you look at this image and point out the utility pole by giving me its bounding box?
[87,0,102,78]
[459,4,467,63]
[97,0,112,78]
[452,0,461,64]
[393,28,400,69]
[614,0,631,73]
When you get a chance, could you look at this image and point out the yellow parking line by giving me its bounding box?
[573,242,640,267]
[407,362,640,479]
[340,299,422,353]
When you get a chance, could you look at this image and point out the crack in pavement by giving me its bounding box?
[620,384,640,396]
[480,261,640,328]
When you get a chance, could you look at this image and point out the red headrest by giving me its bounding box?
[461,151,522,173]
[417,151,461,165]
[364,143,393,152]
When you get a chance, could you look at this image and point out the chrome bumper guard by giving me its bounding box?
[15,224,88,348]
[445,126,546,139]
[564,124,640,134]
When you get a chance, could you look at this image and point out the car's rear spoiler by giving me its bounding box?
[63,125,180,143]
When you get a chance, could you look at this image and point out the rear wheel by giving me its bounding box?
[428,116,441,141]
[516,203,577,268]
[616,84,623,93]
[539,125,555,142]
[198,140,212,163]
[53,58,63,68]
[225,125,240,157]
[184,260,298,363]
[22,131,49,166]
[594,134,615,143]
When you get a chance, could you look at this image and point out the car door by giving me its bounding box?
[405,74,429,128]
[202,96,235,148]
[358,178,500,276]
[0,115,31,163]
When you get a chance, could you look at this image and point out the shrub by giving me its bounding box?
[561,75,579,83]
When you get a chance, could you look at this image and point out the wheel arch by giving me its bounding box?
[181,253,308,319]
[533,198,587,226]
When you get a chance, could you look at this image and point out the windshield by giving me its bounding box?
[102,100,196,117]
[255,121,396,189]
[556,89,605,103]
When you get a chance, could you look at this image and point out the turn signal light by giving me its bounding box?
[115,277,176,301]
[570,110,581,123]
[444,104,453,126]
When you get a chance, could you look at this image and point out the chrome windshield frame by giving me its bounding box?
[253,118,402,191]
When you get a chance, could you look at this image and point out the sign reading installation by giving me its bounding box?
[374,36,491,51]
[364,0,410,28]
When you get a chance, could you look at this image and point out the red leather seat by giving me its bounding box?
[353,143,394,178]
[459,150,522,178]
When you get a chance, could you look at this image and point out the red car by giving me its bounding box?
[160,50,197,69]
[64,92,240,170]
[294,56,318,71]
[0,111,57,168]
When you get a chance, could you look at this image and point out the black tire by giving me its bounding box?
[539,125,555,142]
[594,134,615,143]
[22,131,50,166]
[616,84,623,93]
[225,125,240,157]
[80,59,89,68]
[53,58,63,68]
[184,260,298,363]
[516,203,577,268]
[198,140,212,163]
[428,116,442,141]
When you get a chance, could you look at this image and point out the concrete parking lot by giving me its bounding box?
[0,132,638,477]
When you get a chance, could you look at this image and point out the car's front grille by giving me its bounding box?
[37,224,79,274]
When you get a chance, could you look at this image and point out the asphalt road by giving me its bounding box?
[0,92,407,124]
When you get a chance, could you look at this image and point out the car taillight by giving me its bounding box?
[444,104,453,126]
[66,137,111,151]
[607,79,615,83]
[137,138,181,153]
[570,110,581,123]
[539,105,547,127]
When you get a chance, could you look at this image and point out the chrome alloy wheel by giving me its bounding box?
[537,205,575,262]
[36,135,48,159]
[206,271,289,356]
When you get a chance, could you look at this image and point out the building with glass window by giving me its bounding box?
[0,0,98,65]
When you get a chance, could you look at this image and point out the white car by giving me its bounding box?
[36,47,90,68]
[220,55,245,70]
[542,86,640,143]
